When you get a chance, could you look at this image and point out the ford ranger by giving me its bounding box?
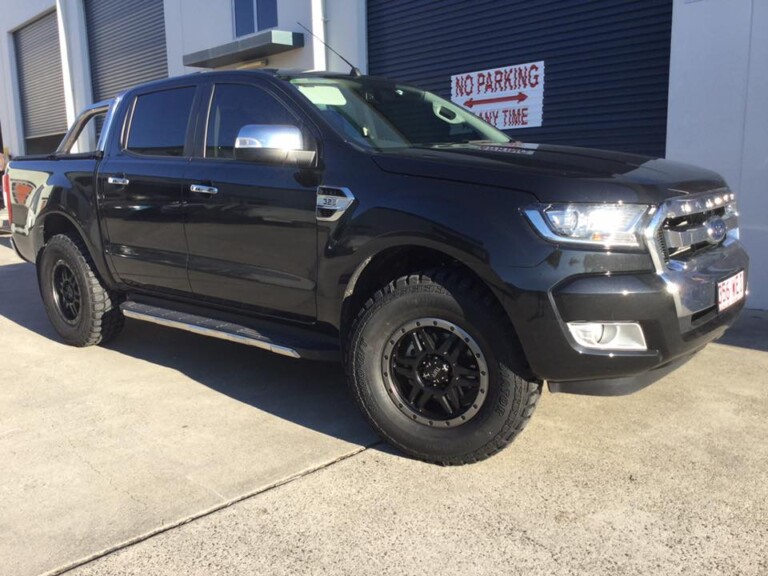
[3,70,749,464]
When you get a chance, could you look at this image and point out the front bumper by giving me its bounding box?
[500,238,749,395]
[547,351,698,396]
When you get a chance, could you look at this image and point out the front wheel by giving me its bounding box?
[38,234,124,347]
[347,269,541,465]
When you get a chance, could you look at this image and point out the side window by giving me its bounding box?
[205,84,297,159]
[126,87,196,157]
[59,110,106,154]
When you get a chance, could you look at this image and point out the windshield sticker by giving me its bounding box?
[297,85,347,106]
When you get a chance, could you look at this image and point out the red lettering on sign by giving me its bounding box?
[454,64,541,97]
[529,64,540,88]
[494,70,503,92]
[454,74,475,97]
[504,69,514,91]
[512,108,528,126]
[452,61,543,129]
[477,72,486,93]
[477,109,500,125]
[515,67,528,89]
[502,107,529,127]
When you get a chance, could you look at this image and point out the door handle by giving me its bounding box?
[107,176,130,186]
[190,184,219,195]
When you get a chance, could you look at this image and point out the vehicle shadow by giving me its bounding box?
[0,252,61,340]
[717,309,768,352]
[0,240,378,449]
[108,319,378,446]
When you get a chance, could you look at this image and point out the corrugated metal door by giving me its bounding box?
[14,11,68,152]
[84,0,168,101]
[368,0,672,157]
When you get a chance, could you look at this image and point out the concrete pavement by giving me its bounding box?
[0,237,377,576]
[1,236,766,576]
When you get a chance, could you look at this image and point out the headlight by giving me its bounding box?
[524,203,650,248]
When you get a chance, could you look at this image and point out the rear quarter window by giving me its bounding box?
[126,87,196,157]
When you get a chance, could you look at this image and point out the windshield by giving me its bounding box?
[289,77,510,149]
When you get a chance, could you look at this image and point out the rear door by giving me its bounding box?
[99,85,198,293]
[183,81,318,321]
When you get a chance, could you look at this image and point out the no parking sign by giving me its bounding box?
[451,61,545,129]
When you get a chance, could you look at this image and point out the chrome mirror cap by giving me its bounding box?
[232,124,315,167]
[234,124,304,151]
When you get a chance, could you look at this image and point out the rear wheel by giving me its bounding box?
[347,269,541,465]
[39,234,124,347]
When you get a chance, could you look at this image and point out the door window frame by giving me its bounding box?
[193,81,316,163]
[120,84,202,160]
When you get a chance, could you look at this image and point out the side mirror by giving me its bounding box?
[234,124,316,168]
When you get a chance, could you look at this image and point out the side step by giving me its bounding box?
[120,301,339,361]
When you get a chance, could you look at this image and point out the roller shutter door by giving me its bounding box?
[14,11,68,154]
[84,0,168,102]
[368,0,672,157]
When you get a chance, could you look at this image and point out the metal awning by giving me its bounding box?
[183,30,304,68]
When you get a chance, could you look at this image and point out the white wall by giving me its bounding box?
[667,0,768,310]
[163,0,338,74]
[164,0,366,74]
[57,0,92,124]
[266,0,315,70]
[326,0,367,73]
[164,0,235,77]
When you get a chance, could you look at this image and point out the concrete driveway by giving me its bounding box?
[1,234,766,576]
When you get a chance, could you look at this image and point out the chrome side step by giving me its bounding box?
[120,301,301,358]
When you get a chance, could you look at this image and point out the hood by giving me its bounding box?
[371,142,727,204]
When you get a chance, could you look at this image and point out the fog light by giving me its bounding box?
[567,322,647,351]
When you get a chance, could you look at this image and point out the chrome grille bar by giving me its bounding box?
[664,213,738,249]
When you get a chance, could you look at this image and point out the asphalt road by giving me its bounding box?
[1,234,766,576]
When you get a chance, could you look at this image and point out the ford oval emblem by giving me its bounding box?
[707,218,727,244]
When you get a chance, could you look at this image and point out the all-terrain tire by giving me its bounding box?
[347,268,541,465]
[38,234,124,347]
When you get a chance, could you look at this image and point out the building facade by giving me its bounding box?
[0,0,765,308]
[0,0,367,155]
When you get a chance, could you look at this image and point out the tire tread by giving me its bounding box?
[43,234,124,346]
[346,267,541,466]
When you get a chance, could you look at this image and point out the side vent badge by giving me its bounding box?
[316,186,355,222]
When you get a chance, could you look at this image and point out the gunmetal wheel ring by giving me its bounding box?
[51,260,82,325]
[381,318,489,427]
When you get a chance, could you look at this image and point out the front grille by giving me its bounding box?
[650,190,737,265]
[645,188,746,324]
[665,206,725,231]
[663,206,727,260]
[655,227,669,262]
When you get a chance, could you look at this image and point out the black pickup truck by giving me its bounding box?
[4,70,748,464]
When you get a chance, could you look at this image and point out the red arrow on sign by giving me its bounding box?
[464,92,528,108]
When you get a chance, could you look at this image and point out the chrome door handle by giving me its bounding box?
[190,184,218,195]
[107,176,130,186]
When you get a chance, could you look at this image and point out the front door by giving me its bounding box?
[183,82,318,321]
[99,85,197,293]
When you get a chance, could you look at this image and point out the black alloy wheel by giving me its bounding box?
[38,234,125,347]
[51,260,82,324]
[347,269,542,465]
[382,318,488,427]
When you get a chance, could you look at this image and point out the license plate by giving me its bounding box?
[717,271,745,312]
